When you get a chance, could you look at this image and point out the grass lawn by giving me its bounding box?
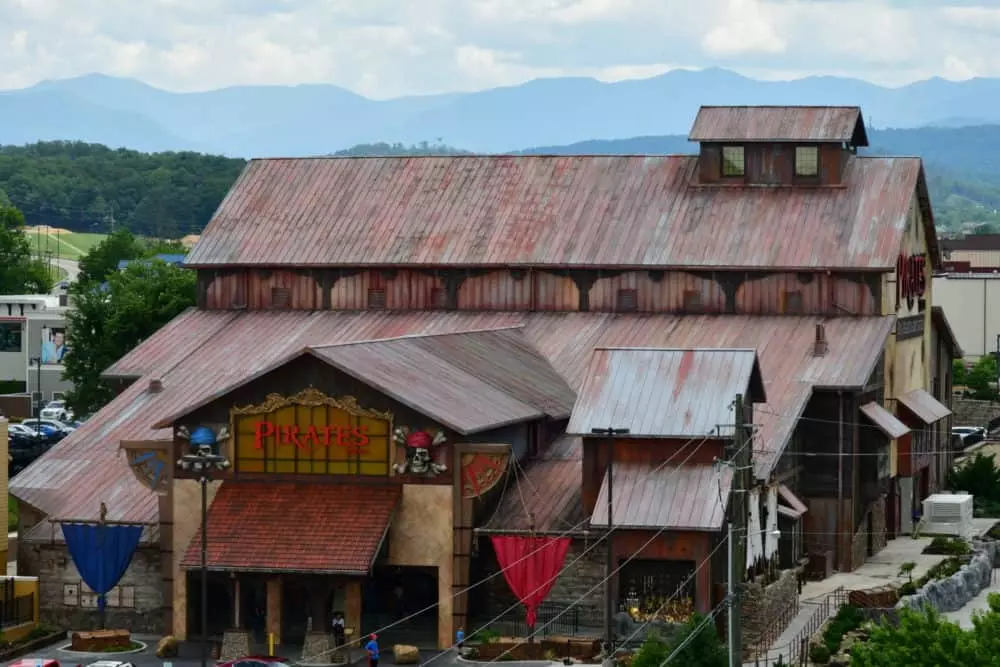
[26,228,107,261]
[8,496,17,532]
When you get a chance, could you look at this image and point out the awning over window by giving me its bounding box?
[897,388,952,425]
[860,402,910,440]
[777,484,807,519]
[180,481,400,575]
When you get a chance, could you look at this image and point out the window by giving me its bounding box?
[721,146,745,177]
[795,146,819,177]
[270,287,291,308]
[430,287,448,309]
[367,288,386,309]
[0,322,22,352]
[616,289,638,313]
[683,290,703,313]
[783,290,804,314]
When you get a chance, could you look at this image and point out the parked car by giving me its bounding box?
[21,418,75,435]
[9,431,47,475]
[217,657,291,667]
[85,661,136,667]
[952,425,987,447]
[9,660,60,667]
[40,400,73,422]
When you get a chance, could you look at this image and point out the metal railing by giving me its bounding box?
[0,593,34,628]
[747,596,799,658]
[483,602,603,638]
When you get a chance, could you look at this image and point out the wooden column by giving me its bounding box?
[345,581,363,636]
[234,578,241,629]
[266,577,282,644]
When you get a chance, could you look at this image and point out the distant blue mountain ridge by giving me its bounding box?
[4,69,1000,157]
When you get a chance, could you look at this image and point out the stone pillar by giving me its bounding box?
[234,578,242,629]
[344,581,362,636]
[900,477,914,534]
[267,577,283,645]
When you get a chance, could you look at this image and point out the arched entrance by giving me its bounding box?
[362,566,438,647]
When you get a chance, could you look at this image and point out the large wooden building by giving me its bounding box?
[10,105,960,651]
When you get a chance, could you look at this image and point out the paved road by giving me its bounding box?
[51,258,80,289]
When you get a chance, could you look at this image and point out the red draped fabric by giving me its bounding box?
[491,535,572,628]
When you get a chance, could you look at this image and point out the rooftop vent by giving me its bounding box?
[813,323,828,357]
[148,378,164,393]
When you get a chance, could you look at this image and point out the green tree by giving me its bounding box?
[632,615,727,667]
[63,260,196,416]
[964,355,999,401]
[76,228,147,285]
[0,203,52,294]
[954,359,968,386]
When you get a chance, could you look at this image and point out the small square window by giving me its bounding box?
[683,290,703,313]
[721,146,745,177]
[367,288,386,309]
[783,290,804,314]
[270,287,290,308]
[616,289,638,313]
[430,288,448,309]
[795,146,819,177]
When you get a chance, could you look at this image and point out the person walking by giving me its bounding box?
[456,626,466,651]
[366,633,380,667]
[332,612,346,648]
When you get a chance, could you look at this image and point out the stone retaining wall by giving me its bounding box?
[953,398,1000,429]
[897,538,1000,614]
[741,568,799,651]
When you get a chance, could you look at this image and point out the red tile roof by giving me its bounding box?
[11,310,896,539]
[180,481,400,574]
[688,106,867,144]
[184,154,925,271]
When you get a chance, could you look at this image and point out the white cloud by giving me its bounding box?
[1,0,1000,97]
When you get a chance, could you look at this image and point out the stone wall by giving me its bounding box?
[741,568,799,651]
[870,497,888,554]
[897,539,1000,614]
[19,541,164,633]
[952,398,1000,429]
[849,497,889,571]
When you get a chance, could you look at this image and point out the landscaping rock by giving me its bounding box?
[393,644,420,664]
[71,630,131,652]
[156,635,179,658]
[897,542,999,614]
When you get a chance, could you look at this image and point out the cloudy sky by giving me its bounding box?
[1,0,997,99]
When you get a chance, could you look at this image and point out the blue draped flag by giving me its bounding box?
[61,523,143,612]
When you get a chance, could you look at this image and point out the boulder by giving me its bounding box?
[156,635,179,658]
[71,629,131,652]
[394,644,420,664]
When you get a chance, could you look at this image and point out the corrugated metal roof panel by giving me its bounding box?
[860,402,910,440]
[184,154,917,270]
[12,310,896,533]
[688,106,864,143]
[590,462,732,530]
[898,388,952,424]
[566,348,763,438]
[312,337,544,435]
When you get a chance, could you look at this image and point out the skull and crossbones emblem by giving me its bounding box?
[393,427,448,476]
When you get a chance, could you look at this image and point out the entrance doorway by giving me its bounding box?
[362,566,438,647]
[186,571,234,639]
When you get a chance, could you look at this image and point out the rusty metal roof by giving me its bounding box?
[311,329,574,434]
[590,461,732,530]
[860,402,910,440]
[566,348,765,438]
[897,388,952,424]
[184,154,921,270]
[688,106,868,145]
[11,310,896,536]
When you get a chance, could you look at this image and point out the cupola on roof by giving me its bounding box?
[688,106,869,146]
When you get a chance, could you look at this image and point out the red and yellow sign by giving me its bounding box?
[232,388,392,475]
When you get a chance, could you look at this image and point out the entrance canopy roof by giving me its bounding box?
[180,481,400,575]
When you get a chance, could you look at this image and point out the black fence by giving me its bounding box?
[0,592,34,628]
[484,602,603,638]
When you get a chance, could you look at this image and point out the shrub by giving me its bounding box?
[809,644,831,664]
[948,454,1000,515]
[823,605,864,653]
[924,537,971,556]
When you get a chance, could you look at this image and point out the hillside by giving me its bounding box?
[11,71,1000,156]
[5,129,1000,236]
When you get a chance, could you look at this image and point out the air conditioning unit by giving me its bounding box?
[921,493,974,538]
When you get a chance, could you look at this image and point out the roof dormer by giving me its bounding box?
[689,106,869,187]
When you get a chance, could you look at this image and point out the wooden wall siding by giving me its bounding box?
[246,270,323,310]
[734,274,877,315]
[203,272,247,309]
[457,271,533,311]
[611,531,714,614]
[329,271,445,310]
[698,143,846,186]
[534,272,579,311]
[589,272,726,313]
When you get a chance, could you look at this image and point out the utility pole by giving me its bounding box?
[728,394,748,667]
[592,426,629,667]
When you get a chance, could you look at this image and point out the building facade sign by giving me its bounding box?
[232,388,392,476]
[896,254,927,311]
[896,314,925,341]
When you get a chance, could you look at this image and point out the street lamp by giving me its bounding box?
[30,357,41,452]
[591,426,629,667]
[177,441,230,667]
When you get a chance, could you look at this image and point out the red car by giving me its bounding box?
[217,656,292,667]
[9,660,61,667]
